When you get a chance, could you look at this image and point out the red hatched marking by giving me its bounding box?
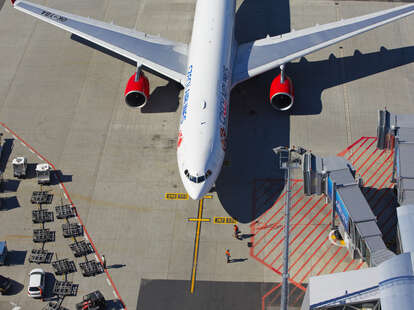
[0,122,127,310]
[256,137,394,309]
[346,137,370,161]
[352,138,377,166]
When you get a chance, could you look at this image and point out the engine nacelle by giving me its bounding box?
[124,72,150,108]
[269,74,294,111]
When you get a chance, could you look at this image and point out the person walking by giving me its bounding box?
[233,224,241,239]
[225,249,231,263]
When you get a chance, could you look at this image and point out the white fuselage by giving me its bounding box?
[177,0,236,200]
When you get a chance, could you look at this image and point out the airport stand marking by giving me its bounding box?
[165,193,188,200]
[213,217,237,224]
[190,198,207,294]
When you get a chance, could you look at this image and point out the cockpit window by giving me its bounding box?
[184,169,212,184]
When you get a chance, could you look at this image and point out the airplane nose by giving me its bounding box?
[185,183,207,200]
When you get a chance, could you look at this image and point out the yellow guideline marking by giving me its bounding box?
[165,193,189,200]
[190,199,204,294]
[213,217,237,224]
[203,195,213,199]
[188,218,210,222]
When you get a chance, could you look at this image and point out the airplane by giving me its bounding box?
[11,0,414,200]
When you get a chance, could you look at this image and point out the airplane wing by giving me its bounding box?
[232,3,414,86]
[12,0,188,85]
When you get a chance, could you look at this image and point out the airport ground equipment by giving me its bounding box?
[79,260,104,277]
[12,157,27,178]
[55,204,75,219]
[31,191,53,204]
[53,281,78,297]
[36,163,51,185]
[76,290,106,310]
[0,241,7,265]
[43,301,68,310]
[29,249,53,264]
[52,258,77,275]
[62,223,83,238]
[32,210,54,224]
[33,229,55,243]
[303,153,394,267]
[70,241,94,258]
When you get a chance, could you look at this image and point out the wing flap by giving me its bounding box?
[14,0,188,84]
[233,4,414,86]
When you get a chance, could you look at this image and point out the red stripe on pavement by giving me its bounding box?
[360,150,387,178]
[365,160,394,194]
[293,237,331,282]
[337,137,364,157]
[343,259,356,272]
[254,186,303,248]
[347,137,369,161]
[329,251,348,274]
[364,152,394,187]
[262,283,282,310]
[356,147,378,172]
[255,194,306,258]
[315,247,343,276]
[262,196,317,261]
[255,182,301,231]
[271,201,330,267]
[352,138,377,166]
[280,212,331,271]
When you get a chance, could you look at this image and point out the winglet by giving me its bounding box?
[11,0,16,5]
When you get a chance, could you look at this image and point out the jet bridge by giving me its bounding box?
[303,153,394,267]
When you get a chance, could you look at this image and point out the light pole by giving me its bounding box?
[273,146,303,310]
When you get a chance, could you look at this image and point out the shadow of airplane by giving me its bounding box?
[0,0,5,11]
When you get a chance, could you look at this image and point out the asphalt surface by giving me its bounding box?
[0,0,414,309]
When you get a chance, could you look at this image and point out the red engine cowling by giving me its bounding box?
[124,72,150,108]
[269,74,294,111]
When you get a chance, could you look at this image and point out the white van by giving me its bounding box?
[28,268,45,298]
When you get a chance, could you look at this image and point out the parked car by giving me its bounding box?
[27,268,45,298]
[0,275,12,295]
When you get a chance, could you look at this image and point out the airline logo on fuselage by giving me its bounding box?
[181,65,193,124]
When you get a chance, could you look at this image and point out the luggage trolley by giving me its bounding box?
[62,223,83,238]
[52,258,77,275]
[79,260,104,277]
[53,281,78,297]
[69,241,94,257]
[29,249,54,264]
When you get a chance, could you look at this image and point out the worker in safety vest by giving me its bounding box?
[225,249,231,263]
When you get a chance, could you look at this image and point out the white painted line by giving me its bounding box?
[59,184,63,189]
[106,279,112,287]
[95,254,98,261]
[5,128,9,133]
[19,141,25,147]
[63,193,68,200]
[37,155,42,161]
[29,149,35,154]
[113,290,117,298]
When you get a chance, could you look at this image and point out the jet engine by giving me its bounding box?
[124,72,150,108]
[269,73,294,111]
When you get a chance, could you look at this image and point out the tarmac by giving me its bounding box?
[0,0,413,309]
